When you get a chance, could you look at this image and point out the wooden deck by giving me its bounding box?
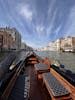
[24,65,51,100]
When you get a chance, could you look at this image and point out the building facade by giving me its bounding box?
[48,39,61,51]
[0,27,21,50]
[60,37,75,52]
[12,28,21,50]
[72,37,75,51]
[21,42,26,50]
[47,37,75,52]
[0,34,3,51]
[0,31,13,50]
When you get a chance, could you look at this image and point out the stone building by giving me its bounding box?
[72,37,75,51]
[48,36,75,52]
[0,31,13,50]
[11,28,21,50]
[0,27,21,50]
[60,36,75,52]
[21,42,26,50]
[0,34,3,51]
[48,39,61,51]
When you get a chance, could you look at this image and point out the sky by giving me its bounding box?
[0,0,75,48]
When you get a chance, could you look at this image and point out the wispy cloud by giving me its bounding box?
[0,0,75,48]
[48,0,56,15]
[65,6,75,36]
[54,24,62,34]
[36,25,44,34]
[17,3,33,21]
[47,9,57,36]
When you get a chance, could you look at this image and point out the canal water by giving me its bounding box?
[0,52,9,62]
[36,51,75,73]
[0,51,75,73]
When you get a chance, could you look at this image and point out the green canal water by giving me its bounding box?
[36,51,75,73]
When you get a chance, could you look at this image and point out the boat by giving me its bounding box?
[0,51,75,100]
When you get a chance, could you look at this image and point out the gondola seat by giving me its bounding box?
[42,73,71,100]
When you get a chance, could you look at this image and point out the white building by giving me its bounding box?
[48,37,75,52]
[48,41,59,51]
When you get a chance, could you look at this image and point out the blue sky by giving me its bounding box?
[0,0,75,48]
